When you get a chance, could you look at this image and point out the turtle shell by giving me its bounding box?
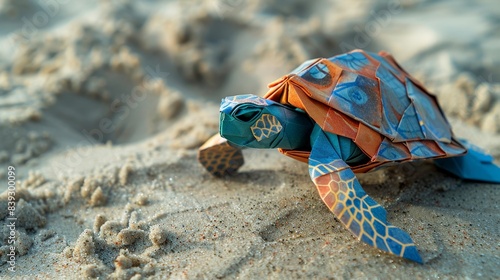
[264,50,466,173]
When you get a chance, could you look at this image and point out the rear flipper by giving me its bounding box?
[434,139,500,183]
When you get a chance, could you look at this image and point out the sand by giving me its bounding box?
[0,0,499,279]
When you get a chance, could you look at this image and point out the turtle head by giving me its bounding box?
[219,94,313,150]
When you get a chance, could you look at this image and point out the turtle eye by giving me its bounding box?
[233,107,261,122]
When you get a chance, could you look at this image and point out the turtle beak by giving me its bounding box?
[219,111,255,146]
[219,95,267,146]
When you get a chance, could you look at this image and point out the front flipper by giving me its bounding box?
[198,134,244,177]
[309,127,423,263]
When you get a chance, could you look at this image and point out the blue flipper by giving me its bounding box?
[309,125,423,263]
[434,139,500,183]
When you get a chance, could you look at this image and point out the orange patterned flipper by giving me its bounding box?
[198,134,244,177]
[309,126,423,263]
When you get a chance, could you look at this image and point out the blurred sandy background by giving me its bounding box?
[0,0,499,279]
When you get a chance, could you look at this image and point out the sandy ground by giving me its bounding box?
[0,0,499,279]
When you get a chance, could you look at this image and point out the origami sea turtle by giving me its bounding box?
[198,50,500,263]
